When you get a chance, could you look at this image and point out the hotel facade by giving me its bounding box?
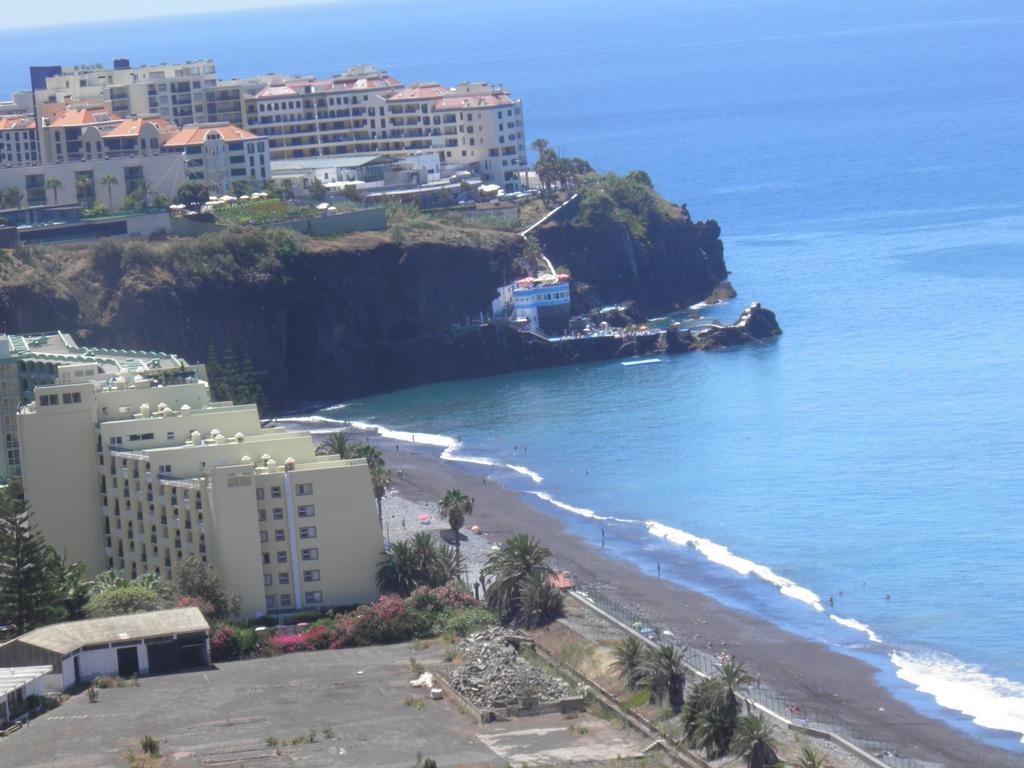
[8,59,527,192]
[15,352,381,619]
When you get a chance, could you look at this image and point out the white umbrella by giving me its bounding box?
[316,202,329,211]
[327,206,337,212]
[240,195,251,201]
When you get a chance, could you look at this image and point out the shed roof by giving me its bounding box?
[9,608,209,656]
[0,667,52,698]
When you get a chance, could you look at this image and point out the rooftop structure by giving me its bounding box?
[0,331,201,481]
[0,666,50,726]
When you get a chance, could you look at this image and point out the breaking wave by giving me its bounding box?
[645,520,825,612]
[892,650,1024,743]
[830,614,882,644]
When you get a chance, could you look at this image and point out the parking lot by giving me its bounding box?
[0,642,645,767]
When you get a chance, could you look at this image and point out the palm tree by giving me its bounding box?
[718,658,755,719]
[316,430,352,458]
[370,465,390,528]
[438,489,472,573]
[433,543,463,585]
[408,531,440,586]
[351,443,385,472]
[685,680,734,759]
[640,644,686,713]
[376,540,420,596]
[730,714,779,768]
[481,533,552,620]
[44,177,63,206]
[517,570,563,628]
[1,187,24,210]
[794,741,829,768]
[135,179,153,207]
[99,174,119,209]
[610,636,646,690]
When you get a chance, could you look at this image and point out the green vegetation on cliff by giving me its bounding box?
[0,171,727,409]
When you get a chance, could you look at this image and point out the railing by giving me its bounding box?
[572,584,924,768]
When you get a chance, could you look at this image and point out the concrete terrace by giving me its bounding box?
[0,641,647,768]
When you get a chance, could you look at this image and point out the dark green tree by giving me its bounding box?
[0,480,64,632]
[481,533,552,621]
[173,556,240,619]
[175,181,210,210]
[641,644,686,713]
[438,489,472,574]
[309,178,328,203]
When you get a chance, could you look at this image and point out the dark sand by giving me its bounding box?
[372,435,1024,768]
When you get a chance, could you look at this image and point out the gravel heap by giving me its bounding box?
[446,628,574,710]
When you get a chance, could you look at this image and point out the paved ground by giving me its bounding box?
[0,642,646,767]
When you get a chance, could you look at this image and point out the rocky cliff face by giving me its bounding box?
[0,189,730,409]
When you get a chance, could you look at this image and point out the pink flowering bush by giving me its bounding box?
[176,595,216,618]
[210,625,237,662]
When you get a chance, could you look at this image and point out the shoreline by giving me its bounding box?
[356,430,1023,768]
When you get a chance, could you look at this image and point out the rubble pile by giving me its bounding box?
[446,628,573,710]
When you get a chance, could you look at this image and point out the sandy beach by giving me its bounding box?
[357,430,1024,768]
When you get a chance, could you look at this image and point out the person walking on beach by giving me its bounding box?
[601,527,606,548]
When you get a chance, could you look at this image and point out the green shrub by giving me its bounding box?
[140,735,159,756]
[437,605,498,637]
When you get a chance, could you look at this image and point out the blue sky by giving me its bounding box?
[0,0,332,30]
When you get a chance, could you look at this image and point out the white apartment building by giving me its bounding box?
[16,363,381,618]
[0,117,39,167]
[25,59,218,131]
[163,124,270,194]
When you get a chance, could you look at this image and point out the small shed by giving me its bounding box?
[0,608,210,690]
[0,666,50,726]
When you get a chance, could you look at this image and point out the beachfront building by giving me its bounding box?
[15,357,382,619]
[162,123,270,195]
[492,275,572,335]
[0,332,200,482]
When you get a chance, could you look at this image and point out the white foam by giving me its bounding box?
[347,420,460,449]
[892,650,1024,742]
[689,301,710,310]
[529,491,638,523]
[507,464,544,484]
[829,614,882,644]
[645,521,825,612]
[276,415,349,427]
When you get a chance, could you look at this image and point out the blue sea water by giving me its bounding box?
[4,0,1024,751]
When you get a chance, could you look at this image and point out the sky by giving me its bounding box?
[0,0,337,30]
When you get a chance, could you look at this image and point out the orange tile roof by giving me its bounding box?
[435,94,514,111]
[164,124,260,147]
[103,117,174,138]
[387,84,449,101]
[48,108,121,127]
[0,117,36,131]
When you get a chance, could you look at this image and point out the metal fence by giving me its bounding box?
[573,583,923,768]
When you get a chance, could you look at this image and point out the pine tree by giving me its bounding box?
[205,341,220,395]
[0,480,64,632]
[217,345,239,402]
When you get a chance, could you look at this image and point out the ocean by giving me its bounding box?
[4,0,1024,752]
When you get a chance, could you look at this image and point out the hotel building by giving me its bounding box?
[15,354,381,619]
[12,60,528,191]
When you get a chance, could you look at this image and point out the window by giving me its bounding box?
[262,552,270,564]
[280,594,292,607]
[260,530,271,544]
[297,505,315,518]
[40,394,59,406]
[275,529,286,542]
[303,569,320,582]
[258,508,266,522]
[295,483,313,496]
[276,550,287,563]
[266,595,276,609]
[256,488,265,500]
[299,526,317,539]
[301,547,318,561]
[264,573,272,586]
[166,432,175,440]
[271,486,282,498]
[305,591,323,604]
[272,507,284,520]
[279,572,289,584]
[61,391,82,404]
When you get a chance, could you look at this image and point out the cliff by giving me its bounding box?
[0,175,731,409]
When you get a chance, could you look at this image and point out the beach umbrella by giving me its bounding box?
[470,525,481,534]
[316,202,330,211]
[327,206,337,212]
[418,513,430,521]
[240,195,251,201]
